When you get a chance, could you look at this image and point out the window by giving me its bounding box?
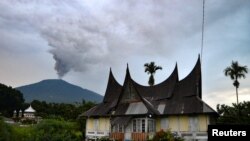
[112,125,117,132]
[133,120,136,132]
[132,118,155,133]
[148,119,155,132]
[112,124,124,133]
[137,119,141,132]
[142,119,145,132]
[118,124,123,132]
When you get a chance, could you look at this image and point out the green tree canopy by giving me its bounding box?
[144,62,162,86]
[217,101,250,124]
[0,118,82,141]
[32,119,82,141]
[30,100,95,120]
[224,61,248,104]
[0,117,13,141]
[0,83,24,117]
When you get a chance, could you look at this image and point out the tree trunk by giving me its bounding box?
[236,86,239,105]
[234,79,239,105]
[148,74,154,86]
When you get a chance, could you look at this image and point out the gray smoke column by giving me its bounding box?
[52,54,69,78]
[0,0,248,78]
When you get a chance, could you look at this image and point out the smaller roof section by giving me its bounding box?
[111,116,132,126]
[24,105,36,113]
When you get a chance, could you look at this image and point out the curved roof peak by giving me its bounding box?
[179,56,201,82]
[123,63,132,84]
[130,63,178,87]
[102,68,123,103]
[108,67,121,86]
[173,56,202,98]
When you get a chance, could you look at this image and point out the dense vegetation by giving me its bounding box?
[0,99,96,141]
[217,101,250,124]
[0,82,96,120]
[0,82,96,141]
[0,118,82,141]
[150,129,184,141]
[0,83,24,117]
[30,100,95,120]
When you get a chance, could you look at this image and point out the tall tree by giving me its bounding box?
[224,61,248,104]
[217,102,250,124]
[0,83,24,117]
[144,62,162,86]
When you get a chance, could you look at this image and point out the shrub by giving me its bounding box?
[98,137,111,141]
[151,129,184,141]
[32,119,82,141]
[0,117,13,141]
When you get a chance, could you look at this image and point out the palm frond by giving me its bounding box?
[144,61,162,86]
[155,66,162,70]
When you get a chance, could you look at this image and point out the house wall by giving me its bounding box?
[86,117,110,131]
[169,116,178,131]
[86,117,111,139]
[157,114,210,132]
[99,118,110,131]
[85,115,210,140]
[198,115,208,132]
[156,118,161,131]
[86,118,94,131]
[179,116,189,131]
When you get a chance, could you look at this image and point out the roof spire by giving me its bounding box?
[174,62,179,81]
[103,67,122,103]
[107,67,120,84]
[126,63,131,76]
[109,67,114,77]
[123,63,132,84]
[197,54,201,67]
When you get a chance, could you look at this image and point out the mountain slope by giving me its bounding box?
[16,79,103,103]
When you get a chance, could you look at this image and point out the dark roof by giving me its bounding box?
[111,116,132,126]
[133,64,178,100]
[83,103,112,117]
[102,68,122,104]
[173,57,202,99]
[83,56,217,117]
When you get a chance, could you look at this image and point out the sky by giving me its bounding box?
[0,0,250,110]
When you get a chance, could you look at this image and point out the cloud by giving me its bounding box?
[1,0,249,78]
[204,87,250,110]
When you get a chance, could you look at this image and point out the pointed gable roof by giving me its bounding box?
[83,68,122,117]
[83,56,217,117]
[123,63,132,85]
[114,64,160,115]
[115,64,140,104]
[103,68,122,104]
[173,56,202,99]
[132,64,179,100]
[160,56,216,115]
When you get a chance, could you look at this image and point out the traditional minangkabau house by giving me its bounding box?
[82,57,218,141]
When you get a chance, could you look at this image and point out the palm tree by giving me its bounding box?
[144,62,162,86]
[224,61,248,104]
